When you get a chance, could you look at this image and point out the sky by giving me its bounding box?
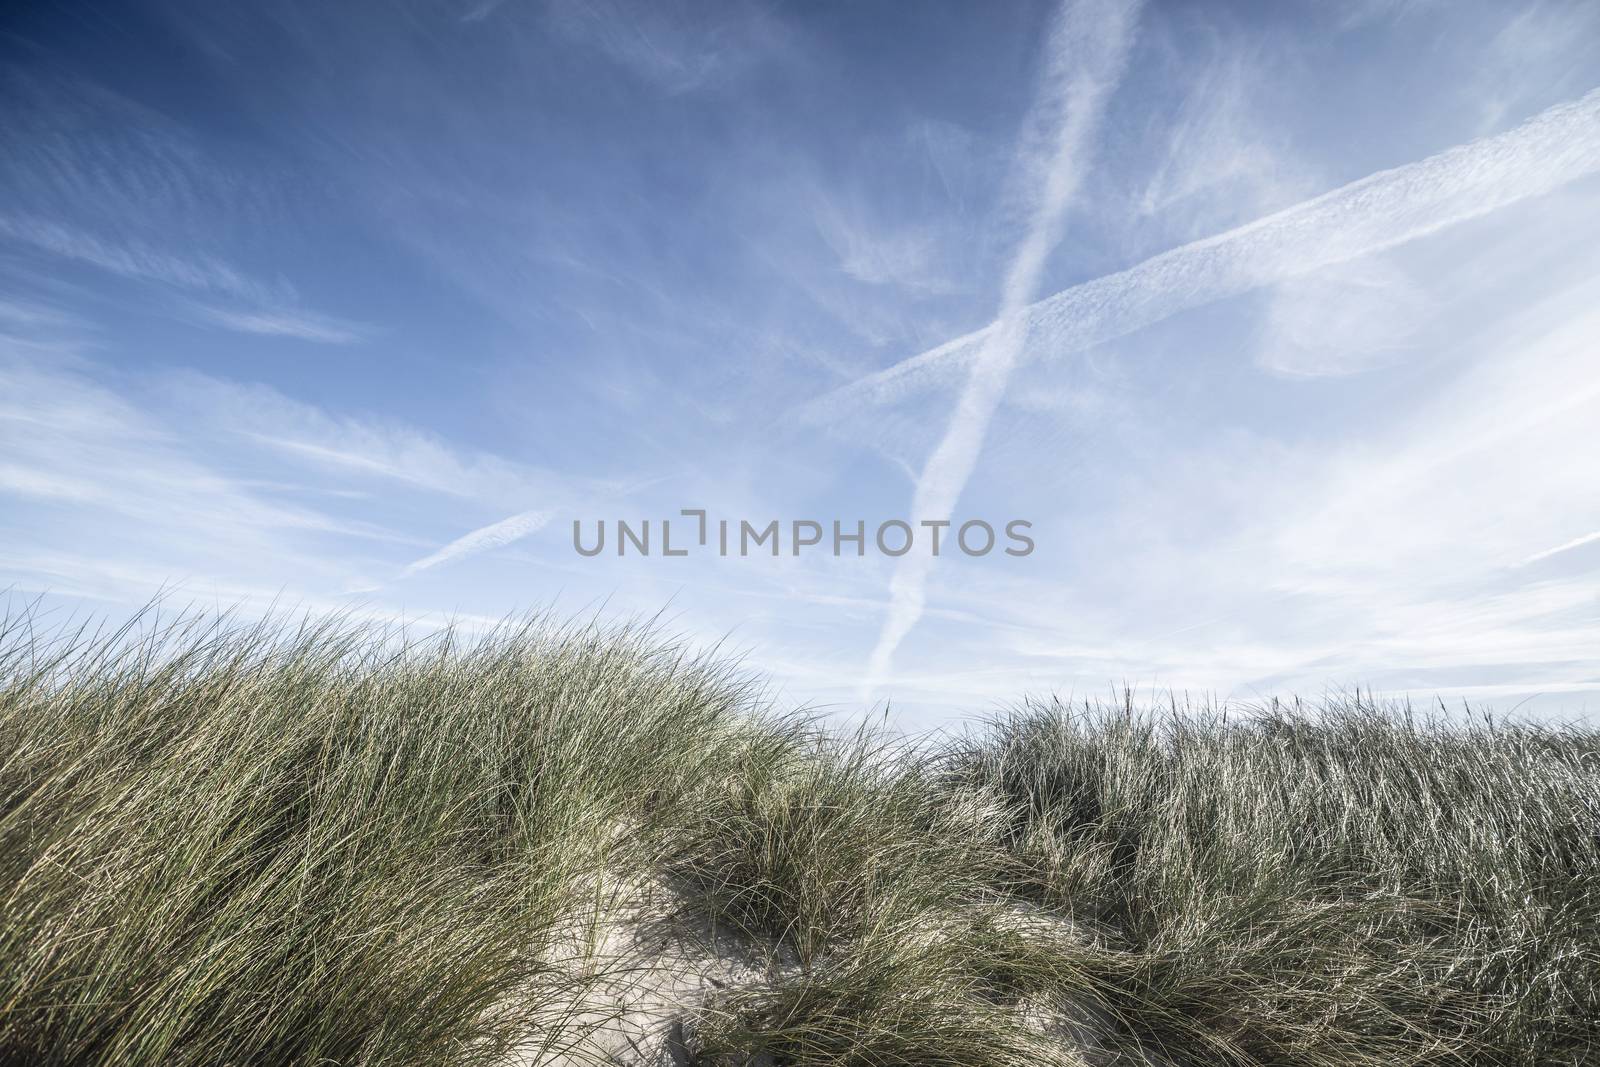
[2,0,1599,725]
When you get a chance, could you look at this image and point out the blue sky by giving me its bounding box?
[2,0,1599,724]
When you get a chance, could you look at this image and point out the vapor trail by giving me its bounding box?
[803,85,1600,425]
[396,508,553,580]
[1517,530,1600,568]
[861,0,1143,694]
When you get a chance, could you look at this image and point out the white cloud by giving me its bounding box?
[165,373,597,509]
[0,350,410,613]
[1336,0,1441,30]
[1135,40,1301,231]
[539,0,792,93]
[0,71,364,345]
[189,305,371,345]
[816,209,950,294]
[0,215,281,305]
[1257,255,1427,377]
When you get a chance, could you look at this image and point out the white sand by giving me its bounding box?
[501,877,787,1067]
[500,881,1172,1067]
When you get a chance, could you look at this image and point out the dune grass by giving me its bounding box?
[951,701,1600,1064]
[0,605,1595,1065]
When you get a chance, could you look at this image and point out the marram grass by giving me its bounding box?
[0,605,1595,1065]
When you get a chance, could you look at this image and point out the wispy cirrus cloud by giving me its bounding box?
[1256,255,1427,378]
[187,305,371,345]
[0,212,369,345]
[0,348,412,597]
[0,215,284,305]
[536,0,794,93]
[164,373,597,508]
[0,67,367,343]
[1131,27,1306,236]
[0,295,94,357]
[0,344,574,613]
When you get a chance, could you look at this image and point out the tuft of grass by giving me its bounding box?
[1,605,1596,1066]
[0,605,776,1066]
[952,696,1600,1065]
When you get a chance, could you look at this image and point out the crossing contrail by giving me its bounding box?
[802,85,1600,427]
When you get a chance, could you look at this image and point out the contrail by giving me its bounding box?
[396,508,553,580]
[1517,530,1600,568]
[861,0,1143,694]
[802,85,1600,425]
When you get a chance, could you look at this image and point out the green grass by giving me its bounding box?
[0,605,1595,1065]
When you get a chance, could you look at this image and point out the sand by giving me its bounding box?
[499,880,1172,1067]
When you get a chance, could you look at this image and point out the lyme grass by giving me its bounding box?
[954,698,1600,1064]
[0,606,1595,1066]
